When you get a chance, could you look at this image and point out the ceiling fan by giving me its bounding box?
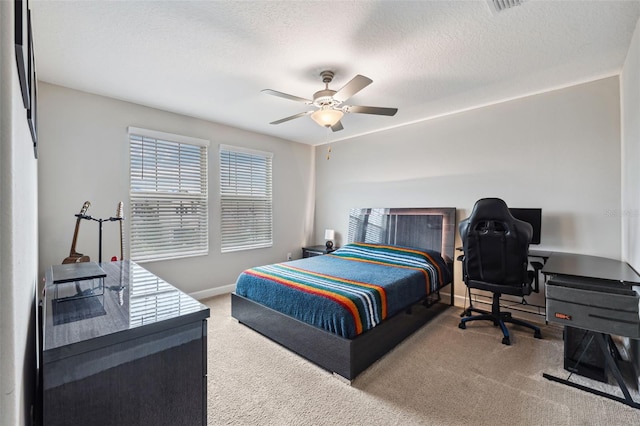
[262,71,398,132]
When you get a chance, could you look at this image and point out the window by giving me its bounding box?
[219,144,273,252]
[129,127,209,262]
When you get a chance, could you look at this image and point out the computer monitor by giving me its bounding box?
[509,208,542,245]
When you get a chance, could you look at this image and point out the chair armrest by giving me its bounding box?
[530,261,543,293]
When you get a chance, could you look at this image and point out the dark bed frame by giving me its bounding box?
[231,207,456,381]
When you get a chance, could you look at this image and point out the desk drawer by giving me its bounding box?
[546,281,640,338]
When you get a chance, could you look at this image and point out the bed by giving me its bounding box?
[231,207,456,381]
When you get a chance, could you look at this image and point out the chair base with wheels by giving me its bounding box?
[459,292,542,345]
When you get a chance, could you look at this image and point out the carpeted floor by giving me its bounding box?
[204,294,640,425]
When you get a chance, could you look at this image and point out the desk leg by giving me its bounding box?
[543,332,640,409]
[594,333,635,404]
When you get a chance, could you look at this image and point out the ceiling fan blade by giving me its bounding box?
[333,75,373,103]
[348,105,398,116]
[269,111,313,125]
[262,89,312,104]
[331,121,344,132]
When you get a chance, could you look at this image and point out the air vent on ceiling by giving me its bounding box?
[486,0,527,15]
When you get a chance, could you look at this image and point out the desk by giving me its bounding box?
[529,249,553,262]
[42,261,210,425]
[542,252,640,283]
[542,252,640,409]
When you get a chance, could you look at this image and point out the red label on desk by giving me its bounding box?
[555,312,572,321]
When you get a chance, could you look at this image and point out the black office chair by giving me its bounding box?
[458,198,542,345]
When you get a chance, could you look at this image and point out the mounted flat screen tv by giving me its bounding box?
[509,208,542,245]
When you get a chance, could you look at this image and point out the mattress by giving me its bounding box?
[234,243,451,338]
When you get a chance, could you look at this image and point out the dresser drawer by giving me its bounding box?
[546,277,640,338]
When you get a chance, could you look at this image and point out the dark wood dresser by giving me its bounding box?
[42,260,210,426]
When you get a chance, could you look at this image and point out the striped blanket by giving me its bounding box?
[235,243,451,338]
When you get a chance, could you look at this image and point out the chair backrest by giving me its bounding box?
[459,198,533,286]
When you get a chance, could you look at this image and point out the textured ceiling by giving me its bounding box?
[31,1,640,146]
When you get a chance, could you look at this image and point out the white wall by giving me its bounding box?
[622,17,640,273]
[38,83,314,295]
[0,2,39,425]
[314,77,622,304]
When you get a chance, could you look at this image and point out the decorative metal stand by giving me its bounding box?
[76,213,123,263]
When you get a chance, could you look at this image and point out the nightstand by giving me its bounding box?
[302,245,338,258]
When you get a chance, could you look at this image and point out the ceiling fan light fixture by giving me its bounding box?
[311,108,343,127]
[263,71,396,131]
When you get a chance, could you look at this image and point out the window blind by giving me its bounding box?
[219,144,273,252]
[129,128,209,262]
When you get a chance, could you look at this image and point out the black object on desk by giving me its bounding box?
[542,252,640,409]
[42,261,210,425]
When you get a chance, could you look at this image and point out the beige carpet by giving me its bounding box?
[204,294,640,425]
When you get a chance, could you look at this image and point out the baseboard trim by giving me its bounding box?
[189,283,235,300]
[437,291,466,308]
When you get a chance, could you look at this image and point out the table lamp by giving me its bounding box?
[324,229,335,250]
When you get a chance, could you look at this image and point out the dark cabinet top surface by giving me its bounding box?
[542,252,640,284]
[43,260,210,360]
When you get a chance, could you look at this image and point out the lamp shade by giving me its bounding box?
[324,229,335,240]
[311,109,343,127]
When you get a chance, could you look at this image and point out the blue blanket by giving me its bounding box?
[235,243,451,338]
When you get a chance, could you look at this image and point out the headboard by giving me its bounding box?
[347,207,456,267]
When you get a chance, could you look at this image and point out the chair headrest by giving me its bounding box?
[461,197,532,244]
[460,198,533,287]
[467,198,513,223]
